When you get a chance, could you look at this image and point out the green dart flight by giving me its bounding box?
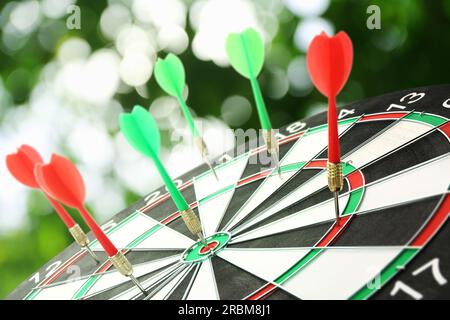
[154,53,218,180]
[120,105,206,243]
[226,28,280,172]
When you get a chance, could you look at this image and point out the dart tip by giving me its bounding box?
[205,158,219,181]
[129,274,148,296]
[197,232,208,246]
[333,191,340,225]
[85,246,101,264]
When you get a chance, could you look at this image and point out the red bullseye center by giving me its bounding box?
[199,241,219,254]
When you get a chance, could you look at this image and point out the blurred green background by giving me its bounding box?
[0,0,449,298]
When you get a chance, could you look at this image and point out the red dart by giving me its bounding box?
[34,154,118,257]
[35,154,148,294]
[307,31,353,164]
[307,31,353,226]
[6,145,76,228]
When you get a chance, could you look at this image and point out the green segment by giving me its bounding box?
[405,112,447,127]
[127,225,162,248]
[350,249,418,300]
[183,232,231,262]
[342,188,364,215]
[24,289,41,300]
[73,275,100,300]
[199,184,234,205]
[275,249,323,284]
[226,28,271,130]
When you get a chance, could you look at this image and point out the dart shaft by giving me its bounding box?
[78,206,118,257]
[45,194,76,228]
[250,77,272,130]
[151,152,190,211]
[328,96,341,164]
[177,95,200,137]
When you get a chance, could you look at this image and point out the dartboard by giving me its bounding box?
[7,85,450,300]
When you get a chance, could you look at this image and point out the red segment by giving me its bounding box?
[199,241,219,254]
[438,121,450,138]
[41,251,86,286]
[247,283,276,300]
[237,170,271,187]
[411,195,450,246]
[305,159,327,169]
[346,171,364,189]
[360,112,405,122]
[316,215,352,247]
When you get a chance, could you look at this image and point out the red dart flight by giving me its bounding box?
[6,145,76,229]
[34,154,118,257]
[307,31,353,164]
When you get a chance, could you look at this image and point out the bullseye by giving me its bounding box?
[182,232,231,263]
[199,241,219,254]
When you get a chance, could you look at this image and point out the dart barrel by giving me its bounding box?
[262,129,279,156]
[180,208,202,236]
[68,224,89,247]
[194,136,209,159]
[110,251,133,277]
[327,161,343,192]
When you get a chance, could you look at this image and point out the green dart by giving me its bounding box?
[120,105,206,244]
[226,28,280,173]
[154,53,218,180]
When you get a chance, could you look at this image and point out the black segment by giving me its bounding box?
[317,120,394,159]
[167,265,199,300]
[229,222,332,249]
[334,196,441,247]
[229,169,318,232]
[372,218,450,300]
[217,179,264,231]
[166,208,201,240]
[263,288,300,300]
[211,257,266,300]
[361,130,450,184]
[143,185,197,222]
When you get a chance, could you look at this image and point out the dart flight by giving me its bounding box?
[307,31,353,225]
[6,145,99,262]
[34,154,147,295]
[154,53,218,180]
[120,105,206,244]
[226,28,280,172]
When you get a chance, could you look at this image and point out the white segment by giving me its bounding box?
[33,278,88,300]
[343,120,431,168]
[226,122,353,231]
[113,263,181,300]
[218,248,310,282]
[150,266,192,300]
[194,154,249,201]
[186,260,219,300]
[232,171,327,234]
[231,194,349,244]
[89,255,181,297]
[357,155,450,212]
[91,213,157,250]
[282,247,403,300]
[198,191,234,236]
[134,225,194,250]
[233,119,435,234]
